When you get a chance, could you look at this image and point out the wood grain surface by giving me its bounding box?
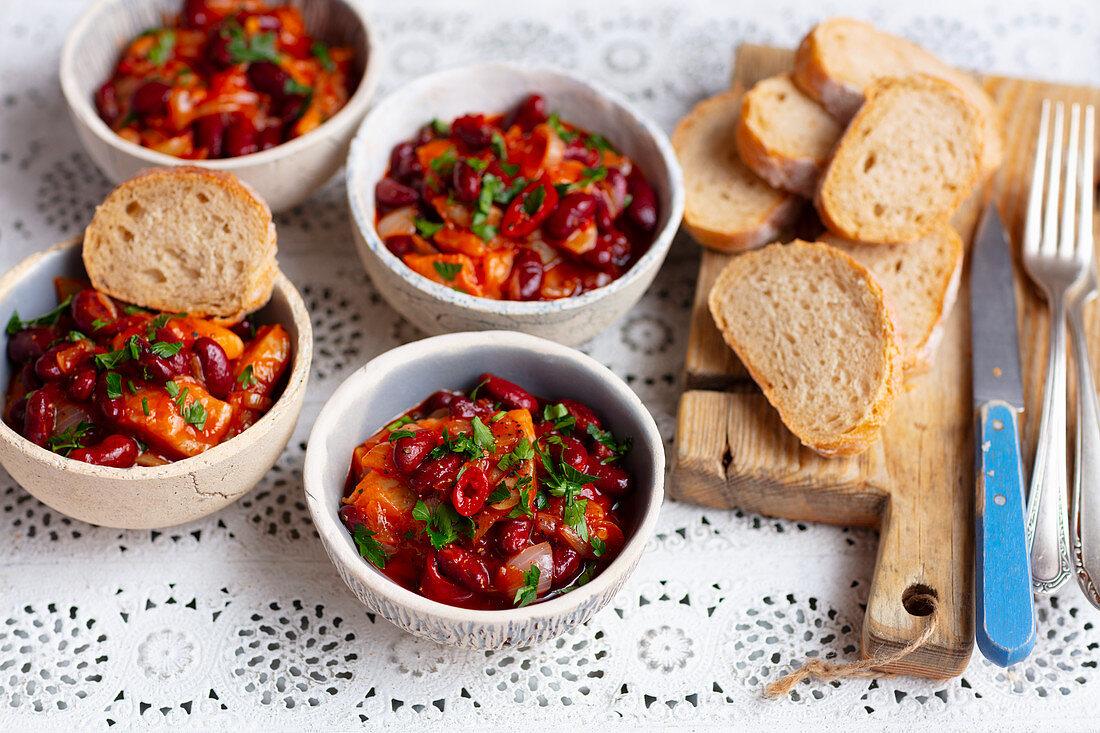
[671,43,1100,678]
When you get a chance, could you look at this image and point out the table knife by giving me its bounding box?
[970,203,1036,667]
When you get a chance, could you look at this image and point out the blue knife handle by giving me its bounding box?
[975,400,1036,667]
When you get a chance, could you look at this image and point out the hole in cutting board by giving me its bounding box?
[902,583,938,617]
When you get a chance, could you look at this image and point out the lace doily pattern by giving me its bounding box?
[2,0,1100,729]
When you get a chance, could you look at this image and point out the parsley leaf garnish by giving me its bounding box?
[590,535,607,557]
[433,261,462,281]
[465,157,488,172]
[497,437,534,471]
[6,295,73,335]
[563,497,589,542]
[412,500,471,550]
[388,429,417,442]
[490,131,508,160]
[149,341,183,358]
[586,423,633,462]
[431,118,450,136]
[547,112,577,142]
[522,186,545,216]
[284,77,311,96]
[386,415,414,432]
[487,484,511,504]
[414,217,444,238]
[104,371,123,399]
[428,150,457,175]
[311,41,334,71]
[352,524,389,569]
[507,477,536,518]
[541,403,575,433]
[470,416,496,454]
[236,364,258,387]
[500,162,520,176]
[584,133,615,153]
[183,401,207,431]
[148,30,175,65]
[46,420,93,456]
[68,330,88,342]
[513,565,541,607]
[226,28,280,64]
[164,380,179,398]
[142,397,150,416]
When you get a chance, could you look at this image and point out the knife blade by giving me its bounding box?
[969,203,1036,667]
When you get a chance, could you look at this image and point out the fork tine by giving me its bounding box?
[1043,102,1065,255]
[1080,105,1095,265]
[1025,100,1052,256]
[1060,104,1081,259]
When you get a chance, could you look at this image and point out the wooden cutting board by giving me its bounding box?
[672,44,1100,678]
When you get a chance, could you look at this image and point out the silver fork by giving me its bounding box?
[1068,105,1100,608]
[1023,100,1090,593]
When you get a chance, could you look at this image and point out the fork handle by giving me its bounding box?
[1027,294,1073,592]
[1070,297,1100,606]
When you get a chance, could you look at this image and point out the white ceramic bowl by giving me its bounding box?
[303,331,664,648]
[0,238,313,529]
[60,0,381,212]
[345,64,685,345]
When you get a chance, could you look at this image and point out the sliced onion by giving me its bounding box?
[377,206,418,238]
[501,542,554,598]
[239,392,270,411]
[135,452,170,467]
[54,402,93,435]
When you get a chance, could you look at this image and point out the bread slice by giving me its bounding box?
[821,225,963,373]
[815,75,982,244]
[735,74,843,198]
[83,166,278,320]
[673,88,804,253]
[792,17,1003,174]
[707,240,902,456]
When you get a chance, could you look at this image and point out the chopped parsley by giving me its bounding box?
[490,411,507,423]
[145,313,174,339]
[104,371,123,399]
[124,305,149,315]
[506,477,536,518]
[513,565,541,607]
[386,415,414,432]
[412,500,472,549]
[432,261,462,281]
[127,379,138,395]
[68,330,88,342]
[428,150,457,175]
[149,341,183,358]
[148,30,175,65]
[497,437,534,471]
[6,295,73,335]
[470,416,496,454]
[469,378,489,401]
[237,365,258,388]
[563,497,589,542]
[352,525,389,569]
[165,380,179,397]
[183,401,207,431]
[431,118,451,136]
[172,386,189,412]
[311,41,334,71]
[576,166,607,187]
[490,131,508,160]
[414,217,445,238]
[547,112,577,142]
[542,403,575,433]
[46,420,94,456]
[590,535,607,557]
[584,133,615,153]
[141,396,150,416]
[471,175,502,243]
[94,336,141,370]
[522,185,545,216]
[500,162,520,176]
[427,426,488,462]
[465,157,488,172]
[226,28,280,65]
[284,77,311,96]
[586,423,633,462]
[388,429,417,442]
[487,483,511,504]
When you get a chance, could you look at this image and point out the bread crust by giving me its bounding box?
[814,75,983,244]
[673,89,805,253]
[792,25,865,122]
[707,240,902,456]
[83,165,278,321]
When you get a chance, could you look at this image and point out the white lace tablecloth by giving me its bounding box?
[2,0,1100,729]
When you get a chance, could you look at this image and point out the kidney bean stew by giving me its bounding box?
[374,94,660,301]
[341,374,636,609]
[95,0,357,159]
[3,278,291,467]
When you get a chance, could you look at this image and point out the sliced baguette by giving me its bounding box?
[821,225,963,373]
[815,75,983,244]
[707,240,902,456]
[735,74,843,198]
[792,17,1003,174]
[673,88,804,253]
[83,166,278,320]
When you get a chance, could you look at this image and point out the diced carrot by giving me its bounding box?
[403,253,484,297]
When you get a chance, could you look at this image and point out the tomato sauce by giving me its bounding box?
[340,373,636,609]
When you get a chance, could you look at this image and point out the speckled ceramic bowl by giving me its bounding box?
[345,64,684,345]
[0,238,313,529]
[303,331,664,648]
[60,0,381,212]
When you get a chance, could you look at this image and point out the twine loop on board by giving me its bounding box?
[764,592,938,699]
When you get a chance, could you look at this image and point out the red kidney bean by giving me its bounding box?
[20,363,41,391]
[205,29,234,68]
[392,430,438,474]
[33,344,67,382]
[436,545,491,592]
[131,81,172,118]
[95,81,121,126]
[558,399,601,434]
[591,463,632,496]
[389,141,423,184]
[556,435,591,474]
[193,114,228,157]
[182,0,215,28]
[497,517,532,555]
[409,453,462,495]
[68,434,139,468]
[224,117,259,157]
[385,235,414,258]
[420,554,475,605]
[375,177,419,208]
[505,248,544,301]
[338,503,370,533]
[72,289,118,334]
[7,327,54,364]
[229,318,255,341]
[451,114,493,150]
[562,138,600,167]
[448,395,477,419]
[425,390,460,412]
[247,61,291,98]
[545,192,597,241]
[583,229,631,270]
[452,465,491,516]
[505,93,548,132]
[627,174,658,233]
[192,337,232,399]
[258,125,281,152]
[452,160,482,203]
[66,367,96,403]
[23,390,55,447]
[137,347,177,385]
[552,545,581,585]
[9,396,28,427]
[478,373,538,412]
